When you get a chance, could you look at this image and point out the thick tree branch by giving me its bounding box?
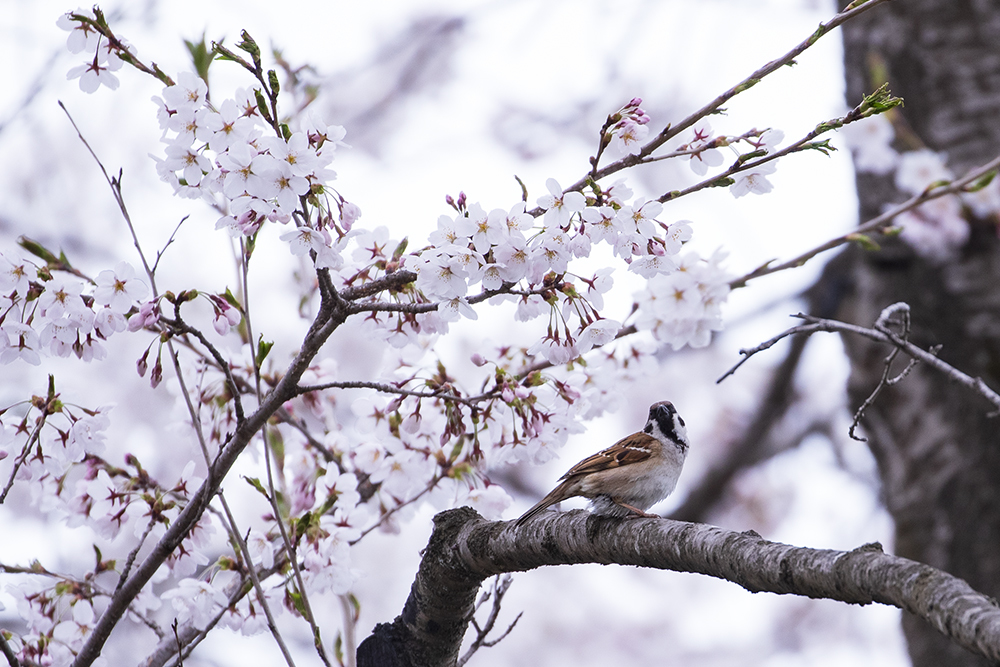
[362,507,1000,666]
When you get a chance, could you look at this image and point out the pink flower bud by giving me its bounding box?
[136,349,149,377]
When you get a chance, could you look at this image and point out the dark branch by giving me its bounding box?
[341,270,418,300]
[718,304,1000,413]
[361,507,1000,666]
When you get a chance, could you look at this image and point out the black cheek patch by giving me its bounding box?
[654,411,676,440]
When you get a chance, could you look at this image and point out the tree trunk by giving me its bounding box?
[836,2,1000,665]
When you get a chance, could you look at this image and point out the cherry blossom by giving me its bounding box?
[162,71,208,110]
[0,322,41,365]
[0,251,31,297]
[730,162,777,197]
[576,318,621,354]
[686,122,725,176]
[57,8,100,54]
[634,250,732,350]
[896,196,969,262]
[19,11,821,665]
[93,261,148,313]
[581,205,621,244]
[66,50,122,93]
[37,277,86,320]
[607,97,651,156]
[841,114,898,175]
[203,99,257,152]
[895,149,953,195]
[163,579,229,629]
[536,178,586,226]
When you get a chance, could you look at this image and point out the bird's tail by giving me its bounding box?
[514,481,571,526]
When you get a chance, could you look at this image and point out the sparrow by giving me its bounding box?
[515,401,689,525]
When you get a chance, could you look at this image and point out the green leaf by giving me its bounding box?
[804,139,836,155]
[514,174,529,202]
[333,634,345,667]
[243,475,270,499]
[17,236,59,265]
[223,288,243,311]
[449,437,464,462]
[735,149,767,166]
[392,237,409,261]
[288,588,307,617]
[922,178,952,194]
[847,232,880,251]
[256,335,273,369]
[347,592,361,621]
[184,34,215,83]
[268,428,285,471]
[964,170,997,193]
[859,82,903,116]
[296,511,317,537]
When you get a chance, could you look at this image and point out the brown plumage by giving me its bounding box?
[515,401,689,525]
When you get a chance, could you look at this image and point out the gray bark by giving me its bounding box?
[357,508,1000,667]
[836,1,1000,665]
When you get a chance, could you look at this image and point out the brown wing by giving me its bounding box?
[559,432,655,480]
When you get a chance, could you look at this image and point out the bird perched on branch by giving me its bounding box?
[515,401,689,525]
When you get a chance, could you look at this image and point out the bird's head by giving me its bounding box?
[644,401,689,452]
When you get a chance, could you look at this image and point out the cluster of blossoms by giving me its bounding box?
[409,175,730,364]
[606,97,651,156]
[150,71,351,270]
[841,114,1000,261]
[58,7,125,92]
[0,254,148,365]
[634,250,732,350]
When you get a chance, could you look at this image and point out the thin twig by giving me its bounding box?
[847,303,918,441]
[115,520,157,592]
[161,324,298,667]
[295,380,485,408]
[729,155,1000,289]
[67,10,174,86]
[242,232,331,667]
[349,475,443,545]
[162,311,246,423]
[151,216,189,275]
[0,413,48,504]
[718,305,1000,415]
[58,102,158,293]
[562,0,893,195]
[457,575,522,667]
